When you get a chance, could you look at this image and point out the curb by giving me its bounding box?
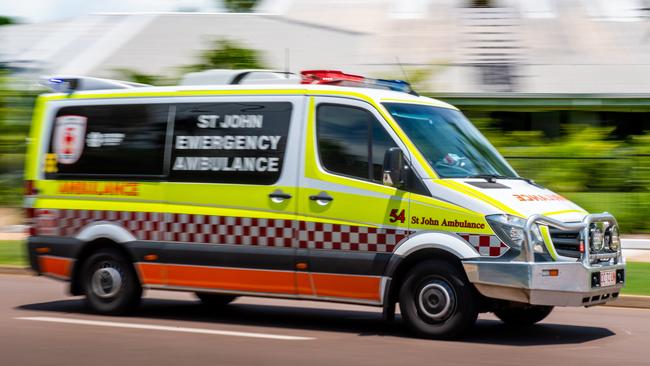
[603,295,650,309]
[0,266,33,276]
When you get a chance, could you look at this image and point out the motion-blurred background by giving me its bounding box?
[2,0,650,232]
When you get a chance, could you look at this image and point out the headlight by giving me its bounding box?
[607,225,621,252]
[486,214,544,253]
[589,224,605,252]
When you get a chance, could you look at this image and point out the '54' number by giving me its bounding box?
[389,209,406,224]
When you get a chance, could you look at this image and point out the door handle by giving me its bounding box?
[309,191,333,205]
[269,189,292,203]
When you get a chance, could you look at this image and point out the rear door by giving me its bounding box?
[296,96,412,304]
[161,96,303,296]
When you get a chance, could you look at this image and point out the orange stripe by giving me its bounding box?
[164,265,296,294]
[311,273,381,301]
[296,272,314,296]
[136,263,166,285]
[140,263,381,301]
[38,256,71,279]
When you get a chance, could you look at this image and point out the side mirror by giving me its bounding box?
[382,147,405,188]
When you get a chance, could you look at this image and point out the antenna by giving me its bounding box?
[395,56,411,84]
[285,48,290,78]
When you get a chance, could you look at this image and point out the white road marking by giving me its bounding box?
[601,305,650,312]
[15,316,315,341]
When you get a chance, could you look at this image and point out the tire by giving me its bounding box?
[494,305,553,326]
[195,292,238,307]
[81,248,142,315]
[399,259,478,339]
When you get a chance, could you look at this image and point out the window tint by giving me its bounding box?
[170,102,292,184]
[316,104,398,183]
[46,104,168,178]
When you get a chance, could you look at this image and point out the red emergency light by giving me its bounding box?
[300,70,417,95]
[301,70,364,85]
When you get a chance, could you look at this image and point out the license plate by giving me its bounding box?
[600,270,617,287]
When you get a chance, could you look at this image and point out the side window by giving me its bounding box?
[316,104,398,183]
[371,121,397,181]
[46,104,168,178]
[170,102,292,184]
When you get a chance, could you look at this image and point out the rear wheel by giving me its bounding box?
[81,248,142,315]
[399,259,478,339]
[494,305,553,326]
[195,292,238,307]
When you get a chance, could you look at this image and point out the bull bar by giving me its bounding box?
[462,213,626,307]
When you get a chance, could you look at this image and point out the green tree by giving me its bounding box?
[222,0,258,12]
[0,16,17,26]
[113,68,168,86]
[187,39,266,71]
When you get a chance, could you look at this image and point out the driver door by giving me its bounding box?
[296,96,411,303]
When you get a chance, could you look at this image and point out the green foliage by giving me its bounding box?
[623,262,650,295]
[222,0,258,12]
[186,39,266,72]
[0,70,37,206]
[0,241,26,266]
[113,69,168,86]
[473,119,650,232]
[564,192,650,233]
[0,16,17,26]
[117,39,266,84]
[478,123,640,192]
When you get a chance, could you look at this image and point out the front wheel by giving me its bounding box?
[399,260,479,339]
[494,305,554,326]
[81,248,142,315]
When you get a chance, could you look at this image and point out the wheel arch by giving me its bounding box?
[76,221,137,243]
[382,232,480,317]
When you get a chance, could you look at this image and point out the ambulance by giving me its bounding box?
[24,70,625,338]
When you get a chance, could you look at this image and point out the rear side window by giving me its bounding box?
[316,104,397,183]
[170,102,292,184]
[46,104,169,179]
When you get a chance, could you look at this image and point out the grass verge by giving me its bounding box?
[624,261,650,296]
[0,240,26,266]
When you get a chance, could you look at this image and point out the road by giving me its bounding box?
[1,275,649,366]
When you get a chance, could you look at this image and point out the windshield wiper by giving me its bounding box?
[465,174,540,187]
[465,174,502,183]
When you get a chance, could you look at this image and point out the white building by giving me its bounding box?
[2,0,650,93]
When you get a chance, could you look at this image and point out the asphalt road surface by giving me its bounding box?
[1,275,649,366]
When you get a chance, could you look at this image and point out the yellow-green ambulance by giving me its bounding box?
[24,71,625,338]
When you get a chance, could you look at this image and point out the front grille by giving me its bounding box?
[549,228,581,258]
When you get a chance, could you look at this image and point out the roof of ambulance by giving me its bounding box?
[41,84,458,110]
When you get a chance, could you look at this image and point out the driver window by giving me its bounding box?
[316,104,397,184]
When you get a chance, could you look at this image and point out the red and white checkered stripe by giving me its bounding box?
[459,234,509,257]
[297,221,409,252]
[57,210,165,241]
[34,209,506,256]
[162,214,295,248]
[40,209,409,253]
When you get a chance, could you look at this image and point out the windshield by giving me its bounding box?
[383,103,517,178]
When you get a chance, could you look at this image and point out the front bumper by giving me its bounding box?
[463,259,625,306]
[463,213,625,307]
